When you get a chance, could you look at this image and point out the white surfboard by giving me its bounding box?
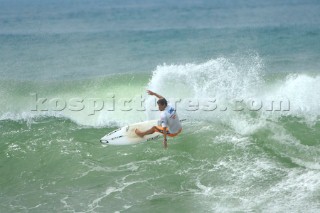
[100,120,162,145]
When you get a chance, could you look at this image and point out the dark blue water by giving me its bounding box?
[1,0,319,80]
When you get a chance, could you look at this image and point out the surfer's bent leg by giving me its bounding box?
[135,126,156,137]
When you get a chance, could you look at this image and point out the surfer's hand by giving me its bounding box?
[147,90,155,96]
[163,139,168,149]
[147,90,164,99]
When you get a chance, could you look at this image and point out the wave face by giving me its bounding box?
[1,56,320,212]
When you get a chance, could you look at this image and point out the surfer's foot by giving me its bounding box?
[135,129,144,137]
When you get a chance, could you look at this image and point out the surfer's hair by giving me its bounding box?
[157,98,167,106]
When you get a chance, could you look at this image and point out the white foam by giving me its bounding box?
[256,169,320,212]
[146,55,264,122]
[1,57,319,128]
[267,123,320,170]
[260,74,320,124]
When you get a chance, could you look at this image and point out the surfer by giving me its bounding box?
[135,90,182,148]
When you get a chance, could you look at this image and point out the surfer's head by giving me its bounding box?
[157,98,167,111]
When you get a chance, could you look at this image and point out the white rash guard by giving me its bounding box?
[160,105,182,134]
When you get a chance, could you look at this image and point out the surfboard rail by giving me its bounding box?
[100,119,186,145]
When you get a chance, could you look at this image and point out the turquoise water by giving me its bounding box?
[1,0,320,212]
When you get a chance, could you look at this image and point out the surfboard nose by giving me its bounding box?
[100,140,109,144]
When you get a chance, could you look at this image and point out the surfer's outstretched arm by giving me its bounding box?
[147,90,164,99]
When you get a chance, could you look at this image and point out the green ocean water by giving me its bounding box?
[1,0,320,212]
[1,68,320,212]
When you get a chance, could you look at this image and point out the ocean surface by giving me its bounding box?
[1,0,320,212]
